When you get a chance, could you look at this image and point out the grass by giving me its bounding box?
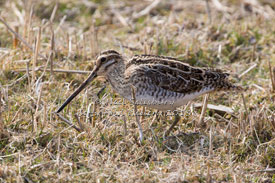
[0,0,275,182]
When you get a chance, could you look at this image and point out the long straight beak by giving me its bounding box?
[56,68,98,113]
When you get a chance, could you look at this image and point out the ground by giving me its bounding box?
[0,0,275,182]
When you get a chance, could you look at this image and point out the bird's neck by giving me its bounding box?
[106,61,125,79]
[105,61,132,99]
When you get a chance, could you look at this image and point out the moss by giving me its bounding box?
[35,132,53,148]
[259,145,275,168]
[233,136,258,162]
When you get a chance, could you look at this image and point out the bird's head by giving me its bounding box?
[56,50,122,113]
[95,50,122,76]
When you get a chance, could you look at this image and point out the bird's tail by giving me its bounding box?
[203,69,243,92]
[214,79,244,92]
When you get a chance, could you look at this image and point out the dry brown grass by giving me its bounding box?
[0,0,275,182]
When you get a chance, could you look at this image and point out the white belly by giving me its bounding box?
[124,87,214,111]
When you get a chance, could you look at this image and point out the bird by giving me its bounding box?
[56,50,242,141]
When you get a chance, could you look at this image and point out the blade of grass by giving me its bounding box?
[0,16,46,60]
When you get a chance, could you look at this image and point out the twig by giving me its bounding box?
[211,0,232,13]
[110,1,129,27]
[91,101,97,127]
[56,133,60,169]
[0,87,3,132]
[268,60,275,92]
[205,0,212,25]
[122,115,128,136]
[250,168,275,173]
[241,93,250,133]
[74,31,80,56]
[34,83,43,132]
[27,5,34,51]
[251,84,265,92]
[50,25,55,76]
[89,21,98,57]
[206,158,212,183]
[0,51,9,63]
[23,3,30,51]
[113,43,142,51]
[13,59,31,64]
[199,94,209,127]
[42,101,47,129]
[54,15,67,35]
[37,53,52,83]
[207,122,213,183]
[74,114,84,132]
[194,102,234,114]
[238,63,257,78]
[214,113,238,129]
[5,74,27,87]
[83,33,87,61]
[209,124,213,157]
[85,102,92,124]
[132,0,161,20]
[11,105,23,123]
[13,25,19,49]
[0,16,46,60]
[50,3,58,22]
[55,113,81,132]
[26,61,31,91]
[14,68,90,74]
[241,94,248,116]
[68,33,72,58]
[32,27,42,86]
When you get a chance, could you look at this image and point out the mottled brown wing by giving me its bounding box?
[127,55,233,93]
[142,64,208,93]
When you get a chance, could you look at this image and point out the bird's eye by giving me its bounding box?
[100,57,106,62]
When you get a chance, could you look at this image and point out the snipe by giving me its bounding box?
[57,50,242,140]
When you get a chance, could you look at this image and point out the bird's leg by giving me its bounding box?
[164,110,180,138]
[149,110,160,128]
[91,86,106,127]
[131,86,143,142]
[96,85,106,99]
[155,110,160,122]
[140,106,145,123]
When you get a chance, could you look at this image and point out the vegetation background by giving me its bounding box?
[0,0,274,182]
